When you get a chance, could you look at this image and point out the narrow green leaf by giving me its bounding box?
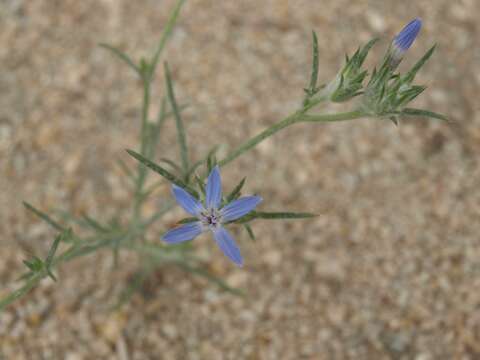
[99,43,141,76]
[47,230,70,265]
[184,145,220,181]
[177,217,198,224]
[401,108,449,122]
[159,158,183,173]
[44,232,64,282]
[235,211,318,223]
[164,62,190,176]
[139,57,151,78]
[82,215,110,233]
[148,100,190,159]
[243,224,255,241]
[194,175,206,197]
[125,149,197,196]
[225,177,246,203]
[23,202,65,232]
[185,160,203,179]
[207,153,216,173]
[23,257,43,272]
[404,45,436,84]
[389,116,399,126]
[358,38,379,66]
[309,30,319,93]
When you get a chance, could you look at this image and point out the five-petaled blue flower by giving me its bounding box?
[162,166,262,267]
[392,18,422,55]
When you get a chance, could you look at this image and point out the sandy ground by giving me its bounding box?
[1,0,480,359]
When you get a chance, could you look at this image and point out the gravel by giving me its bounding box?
[1,0,479,358]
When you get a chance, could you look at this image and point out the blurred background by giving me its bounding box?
[1,0,479,358]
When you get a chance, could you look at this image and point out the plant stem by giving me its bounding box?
[149,0,187,80]
[299,109,366,123]
[164,62,190,176]
[0,229,184,312]
[218,109,366,168]
[133,80,151,221]
[0,272,44,311]
[133,0,187,221]
[218,111,301,168]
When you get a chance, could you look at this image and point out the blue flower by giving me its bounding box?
[162,166,262,266]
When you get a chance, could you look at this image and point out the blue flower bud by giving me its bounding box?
[393,18,422,52]
[389,18,422,68]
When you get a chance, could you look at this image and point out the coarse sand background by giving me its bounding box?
[1,0,479,358]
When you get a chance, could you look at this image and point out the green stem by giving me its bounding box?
[0,236,117,312]
[300,109,366,123]
[164,62,190,176]
[218,111,301,168]
[133,0,187,220]
[218,109,366,168]
[0,272,44,311]
[0,0,191,314]
[133,80,151,220]
[150,0,187,79]
[0,229,182,312]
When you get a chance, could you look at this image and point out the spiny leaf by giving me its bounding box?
[23,202,65,232]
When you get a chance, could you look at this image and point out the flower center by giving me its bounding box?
[201,208,222,229]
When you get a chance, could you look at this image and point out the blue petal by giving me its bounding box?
[393,18,422,51]
[221,196,262,222]
[162,221,203,244]
[213,227,243,266]
[172,184,204,216]
[205,166,222,209]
